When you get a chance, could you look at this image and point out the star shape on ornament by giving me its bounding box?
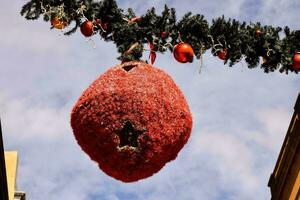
[115,121,145,148]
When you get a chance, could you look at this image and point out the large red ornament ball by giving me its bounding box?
[173,42,194,63]
[71,61,193,182]
[80,20,94,37]
[292,52,300,71]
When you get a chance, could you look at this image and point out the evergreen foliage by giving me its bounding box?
[21,0,300,73]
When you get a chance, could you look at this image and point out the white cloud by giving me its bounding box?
[256,0,300,27]
[170,0,246,19]
[118,0,168,14]
[0,1,69,55]
[190,130,259,196]
[242,107,291,152]
[0,94,69,140]
[118,0,247,20]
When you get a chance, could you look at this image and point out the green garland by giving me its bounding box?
[21,0,300,73]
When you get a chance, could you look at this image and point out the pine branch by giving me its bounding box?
[20,0,300,74]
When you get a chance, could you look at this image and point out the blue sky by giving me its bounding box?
[0,0,299,199]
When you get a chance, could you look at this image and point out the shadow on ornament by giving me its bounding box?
[122,64,137,72]
[115,120,146,150]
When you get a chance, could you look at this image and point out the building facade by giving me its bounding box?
[0,120,26,200]
[268,93,300,200]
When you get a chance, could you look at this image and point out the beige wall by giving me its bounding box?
[269,94,300,200]
[4,151,18,200]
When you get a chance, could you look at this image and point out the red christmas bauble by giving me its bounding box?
[102,23,108,30]
[255,29,262,36]
[80,21,94,37]
[173,42,194,63]
[96,19,108,31]
[217,49,228,60]
[71,61,193,182]
[292,52,300,71]
[161,31,167,39]
[96,19,101,25]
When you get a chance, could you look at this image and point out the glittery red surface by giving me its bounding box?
[71,61,193,182]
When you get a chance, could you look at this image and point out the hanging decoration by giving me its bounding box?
[51,16,68,29]
[80,20,94,37]
[217,48,228,60]
[20,0,300,182]
[71,61,192,182]
[20,0,300,74]
[293,52,300,71]
[148,41,157,64]
[255,29,263,37]
[173,42,194,63]
[161,31,167,39]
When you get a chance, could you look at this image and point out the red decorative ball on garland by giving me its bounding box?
[293,52,300,71]
[255,29,263,36]
[161,31,167,39]
[217,49,228,60]
[173,42,194,63]
[96,19,101,24]
[80,20,94,37]
[96,19,108,31]
[71,61,193,182]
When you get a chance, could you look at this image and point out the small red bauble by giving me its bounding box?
[96,19,108,31]
[71,61,192,182]
[161,31,167,39]
[102,23,108,30]
[173,42,194,63]
[96,19,101,25]
[217,49,228,60]
[255,29,262,36]
[80,20,94,37]
[292,52,300,71]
